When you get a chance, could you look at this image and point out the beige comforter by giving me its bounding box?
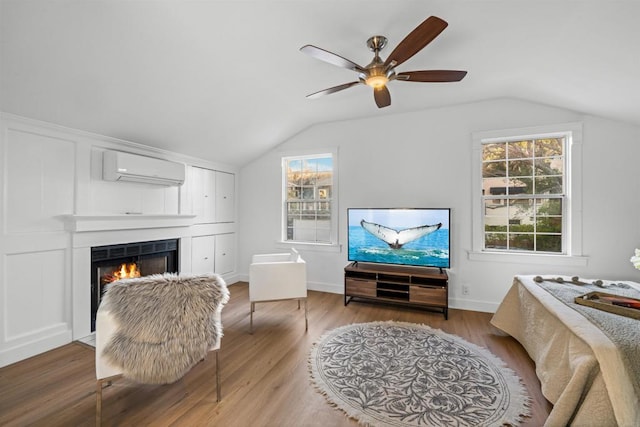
[491,275,640,427]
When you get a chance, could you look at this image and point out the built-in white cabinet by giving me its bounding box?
[190,166,236,274]
[191,235,215,274]
[214,233,236,274]
[215,171,235,223]
[191,233,236,275]
[192,167,235,224]
[192,167,216,223]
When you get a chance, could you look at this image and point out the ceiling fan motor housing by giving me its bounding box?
[361,36,395,87]
[366,35,387,52]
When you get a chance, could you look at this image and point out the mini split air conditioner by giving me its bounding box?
[103,150,185,186]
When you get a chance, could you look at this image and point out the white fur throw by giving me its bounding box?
[100,273,229,384]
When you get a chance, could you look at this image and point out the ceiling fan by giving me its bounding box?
[300,16,467,108]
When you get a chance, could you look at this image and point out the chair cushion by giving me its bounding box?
[100,273,229,384]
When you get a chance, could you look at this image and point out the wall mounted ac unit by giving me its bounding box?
[103,150,185,186]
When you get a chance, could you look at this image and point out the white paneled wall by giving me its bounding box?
[5,250,68,339]
[1,121,77,366]
[0,113,238,367]
[5,127,75,232]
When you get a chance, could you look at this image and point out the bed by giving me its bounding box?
[491,275,640,427]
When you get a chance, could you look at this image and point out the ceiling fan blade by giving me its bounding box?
[396,70,467,82]
[300,45,367,73]
[306,81,361,99]
[383,16,448,68]
[374,86,391,108]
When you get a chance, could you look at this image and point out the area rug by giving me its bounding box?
[309,321,530,426]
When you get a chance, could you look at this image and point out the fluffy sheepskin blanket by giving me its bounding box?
[100,273,229,384]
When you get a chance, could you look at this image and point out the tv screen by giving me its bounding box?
[347,208,450,269]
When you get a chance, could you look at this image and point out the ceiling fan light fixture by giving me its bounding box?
[365,74,388,89]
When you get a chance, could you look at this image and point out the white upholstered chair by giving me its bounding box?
[95,273,228,426]
[249,248,308,333]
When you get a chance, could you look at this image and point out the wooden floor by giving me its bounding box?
[0,282,552,426]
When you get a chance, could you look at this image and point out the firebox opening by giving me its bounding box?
[90,239,179,331]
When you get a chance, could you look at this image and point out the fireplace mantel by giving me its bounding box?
[65,214,196,233]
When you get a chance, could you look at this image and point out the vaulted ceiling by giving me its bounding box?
[2,1,639,166]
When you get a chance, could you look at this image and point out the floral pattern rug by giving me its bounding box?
[309,321,530,426]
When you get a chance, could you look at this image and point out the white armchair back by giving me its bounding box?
[249,248,308,332]
[249,249,307,302]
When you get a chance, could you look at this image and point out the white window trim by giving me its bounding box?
[278,147,340,251]
[469,122,588,266]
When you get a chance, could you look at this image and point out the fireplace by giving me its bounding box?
[90,238,179,331]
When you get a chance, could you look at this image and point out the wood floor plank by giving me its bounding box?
[0,282,551,426]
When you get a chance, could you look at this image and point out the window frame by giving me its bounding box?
[279,148,339,250]
[470,123,587,266]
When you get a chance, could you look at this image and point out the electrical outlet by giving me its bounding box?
[462,285,470,296]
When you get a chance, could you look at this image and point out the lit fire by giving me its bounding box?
[104,263,141,283]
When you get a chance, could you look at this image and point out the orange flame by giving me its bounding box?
[104,263,141,283]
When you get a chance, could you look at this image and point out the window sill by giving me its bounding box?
[467,250,589,266]
[276,241,342,253]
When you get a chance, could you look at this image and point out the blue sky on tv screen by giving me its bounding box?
[347,208,449,229]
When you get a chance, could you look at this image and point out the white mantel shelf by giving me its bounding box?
[65,214,197,232]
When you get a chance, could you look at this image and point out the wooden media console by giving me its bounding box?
[344,262,448,319]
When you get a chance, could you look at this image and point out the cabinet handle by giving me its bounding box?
[204,257,209,260]
[223,196,227,199]
[222,253,226,256]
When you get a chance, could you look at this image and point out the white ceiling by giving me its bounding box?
[2,1,639,166]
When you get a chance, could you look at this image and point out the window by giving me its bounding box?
[282,151,337,245]
[482,137,565,252]
[471,123,585,263]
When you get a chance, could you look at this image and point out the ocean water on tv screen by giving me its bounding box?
[348,225,449,268]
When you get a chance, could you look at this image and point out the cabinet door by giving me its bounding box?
[191,235,215,273]
[214,233,236,274]
[215,171,235,223]
[345,279,377,297]
[192,167,216,223]
[409,285,447,307]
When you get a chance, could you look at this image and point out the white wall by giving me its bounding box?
[0,113,238,367]
[238,98,640,312]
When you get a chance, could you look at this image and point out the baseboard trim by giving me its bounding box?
[0,330,72,368]
[307,281,342,294]
[448,298,499,313]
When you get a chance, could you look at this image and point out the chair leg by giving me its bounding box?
[297,299,301,310]
[95,374,121,427]
[304,298,308,332]
[96,379,102,427]
[250,302,254,334]
[216,350,221,402]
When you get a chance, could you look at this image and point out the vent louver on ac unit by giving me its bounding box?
[102,150,185,186]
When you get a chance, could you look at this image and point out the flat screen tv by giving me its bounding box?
[347,208,450,269]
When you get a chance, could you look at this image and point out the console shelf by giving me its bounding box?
[344,262,448,319]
